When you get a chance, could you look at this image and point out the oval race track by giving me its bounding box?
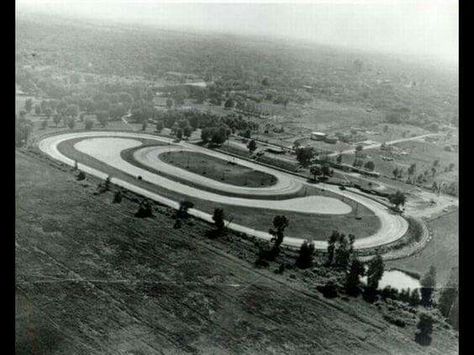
[38,131,409,250]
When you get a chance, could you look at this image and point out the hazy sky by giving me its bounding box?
[17,0,458,65]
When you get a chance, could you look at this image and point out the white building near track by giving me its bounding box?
[311,132,326,141]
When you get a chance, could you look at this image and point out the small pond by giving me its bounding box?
[361,269,421,291]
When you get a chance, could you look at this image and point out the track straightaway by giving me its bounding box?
[38,131,409,250]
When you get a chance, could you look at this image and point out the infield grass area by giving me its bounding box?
[160,150,277,188]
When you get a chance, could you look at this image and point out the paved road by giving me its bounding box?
[328,133,442,157]
[39,131,409,250]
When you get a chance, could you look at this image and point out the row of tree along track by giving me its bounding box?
[38,131,411,251]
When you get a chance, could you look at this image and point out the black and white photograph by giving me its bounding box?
[15,0,459,353]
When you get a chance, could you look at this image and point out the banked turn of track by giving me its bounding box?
[39,131,409,250]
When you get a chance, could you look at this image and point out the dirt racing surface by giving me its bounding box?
[15,151,458,354]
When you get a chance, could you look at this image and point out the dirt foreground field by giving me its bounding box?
[16,151,458,354]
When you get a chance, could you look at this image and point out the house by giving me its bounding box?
[266,147,286,154]
[311,132,326,141]
[324,136,338,144]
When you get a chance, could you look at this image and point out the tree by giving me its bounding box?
[398,288,410,303]
[224,98,234,109]
[211,126,228,145]
[96,111,109,127]
[269,215,289,249]
[57,100,68,116]
[319,280,338,298]
[408,163,417,176]
[66,118,76,129]
[327,231,339,265]
[176,127,183,140]
[15,116,33,147]
[65,104,79,118]
[40,100,49,113]
[104,176,111,190]
[175,201,194,227]
[355,144,363,154]
[420,266,436,307]
[438,279,458,318]
[40,118,47,130]
[171,121,180,135]
[397,168,404,179]
[367,253,384,290]
[85,119,94,130]
[241,129,251,139]
[334,233,355,268]
[364,161,375,171]
[415,311,434,345]
[53,114,62,127]
[119,92,133,106]
[109,103,127,121]
[178,118,190,129]
[135,199,153,218]
[77,171,86,181]
[381,286,399,300]
[43,108,52,120]
[353,159,363,168]
[385,108,409,124]
[389,191,406,210]
[295,147,314,167]
[156,121,164,132]
[201,127,212,143]
[34,104,41,115]
[321,164,332,177]
[212,208,225,233]
[295,240,316,269]
[183,125,193,138]
[142,121,148,131]
[247,139,257,153]
[345,259,365,295]
[310,165,322,181]
[336,154,343,164]
[409,289,421,307]
[94,99,111,112]
[24,98,33,113]
[113,190,123,204]
[392,167,399,179]
[166,98,173,109]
